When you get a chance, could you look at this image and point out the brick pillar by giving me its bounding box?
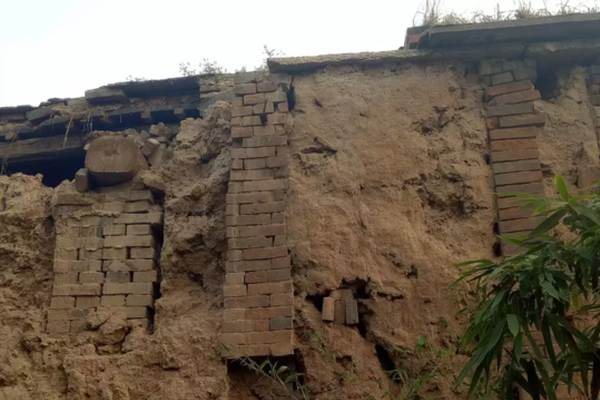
[222,72,294,358]
[47,184,162,333]
[479,58,546,256]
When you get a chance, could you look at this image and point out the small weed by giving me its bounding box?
[235,356,310,400]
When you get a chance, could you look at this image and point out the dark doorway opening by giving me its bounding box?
[2,150,86,188]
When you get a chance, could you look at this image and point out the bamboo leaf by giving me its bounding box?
[572,204,600,225]
[514,333,523,360]
[542,282,561,300]
[507,314,520,338]
[556,175,569,202]
[528,209,567,238]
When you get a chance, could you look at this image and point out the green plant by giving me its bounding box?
[455,176,600,399]
[178,58,228,76]
[235,356,310,400]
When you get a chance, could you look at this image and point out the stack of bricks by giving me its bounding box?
[47,184,162,333]
[480,58,546,256]
[222,72,294,358]
[321,289,359,325]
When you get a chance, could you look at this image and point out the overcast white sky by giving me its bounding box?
[0,0,596,107]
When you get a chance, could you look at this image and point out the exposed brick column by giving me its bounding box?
[47,184,162,333]
[222,72,294,358]
[479,59,546,256]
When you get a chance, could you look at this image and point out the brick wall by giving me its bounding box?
[479,58,546,256]
[47,183,162,333]
[222,72,294,358]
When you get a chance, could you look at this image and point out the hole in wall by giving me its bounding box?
[493,241,502,257]
[306,294,325,312]
[375,344,397,373]
[536,67,559,100]
[1,150,86,188]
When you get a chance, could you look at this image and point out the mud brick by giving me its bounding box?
[227,227,239,238]
[486,80,534,99]
[253,125,276,136]
[80,226,103,238]
[501,59,523,71]
[232,126,253,138]
[226,206,240,219]
[247,330,292,344]
[244,93,266,105]
[270,342,293,356]
[125,201,153,214]
[103,224,125,236]
[53,192,92,206]
[56,205,93,217]
[231,147,276,159]
[247,281,292,295]
[101,295,125,307]
[127,224,152,236]
[513,68,537,82]
[593,76,600,85]
[257,81,278,93]
[266,113,287,125]
[252,102,272,114]
[230,169,275,181]
[245,270,268,283]
[275,125,287,135]
[590,85,600,95]
[243,135,287,148]
[242,115,262,127]
[271,214,284,225]
[235,84,257,95]
[121,306,148,319]
[130,247,158,260]
[265,91,287,102]
[114,212,162,226]
[499,113,546,128]
[58,237,105,250]
[588,65,600,75]
[229,259,272,272]
[224,344,271,357]
[226,273,245,285]
[486,102,534,117]
[106,271,131,283]
[226,214,271,227]
[491,149,539,163]
[50,296,75,309]
[239,179,287,192]
[268,269,291,282]
[345,300,359,325]
[496,182,544,198]
[235,72,258,85]
[54,260,102,273]
[128,190,153,202]
[332,289,354,300]
[103,259,156,272]
[133,270,158,283]
[479,59,502,75]
[591,95,600,106]
[495,171,542,186]
[499,217,545,233]
[492,90,541,106]
[55,248,78,261]
[232,159,244,170]
[322,297,335,322]
[228,250,243,261]
[55,273,79,285]
[103,282,153,295]
[271,256,291,269]
[228,236,273,250]
[231,117,242,127]
[76,296,101,308]
[490,138,537,152]
[105,235,155,248]
[223,319,270,334]
[492,159,541,174]
[244,158,267,170]
[222,333,246,345]
[273,235,285,246]
[56,225,80,237]
[224,284,247,298]
[47,320,70,333]
[497,197,522,210]
[48,308,88,321]
[102,248,127,260]
[126,295,154,307]
[224,295,270,309]
[266,156,288,168]
[67,215,103,227]
[491,71,514,85]
[271,292,293,307]
[270,317,293,332]
[226,192,273,205]
[70,320,87,333]
[79,272,104,284]
[498,207,533,221]
[240,202,284,215]
[276,102,288,113]
[334,300,346,324]
[485,117,499,130]
[232,106,253,117]
[53,283,101,296]
[243,246,288,260]
[224,308,246,321]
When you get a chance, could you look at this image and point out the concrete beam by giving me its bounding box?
[0,134,84,164]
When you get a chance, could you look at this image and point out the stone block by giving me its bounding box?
[345,300,359,325]
[491,149,539,163]
[86,136,148,186]
[494,171,542,186]
[75,168,90,193]
[126,295,154,307]
[53,284,101,296]
[79,272,104,284]
[26,106,53,123]
[106,271,131,283]
[85,87,128,104]
[141,138,160,158]
[244,93,266,105]
[76,296,101,308]
[257,81,278,93]
[265,91,287,103]
[133,270,158,283]
[322,297,335,322]
[486,102,534,117]
[104,224,126,236]
[50,296,75,309]
[101,295,125,306]
[479,59,503,75]
[235,84,257,95]
[103,282,153,295]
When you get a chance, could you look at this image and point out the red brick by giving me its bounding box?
[494,171,542,186]
[486,80,534,99]
[246,270,268,283]
[244,93,266,105]
[492,159,541,174]
[231,147,276,159]
[226,214,271,227]
[270,317,292,331]
[235,84,256,95]
[268,269,291,282]
[491,149,539,163]
[270,293,293,307]
[244,158,266,170]
[223,319,270,333]
[224,295,270,308]
[224,284,247,297]
[242,116,262,126]
[246,330,292,344]
[240,202,285,215]
[499,113,546,128]
[491,90,541,106]
[253,125,276,136]
[226,273,245,285]
[232,127,253,138]
[243,135,287,148]
[229,260,272,272]
[496,182,544,198]
[247,281,292,295]
[226,192,273,205]
[232,106,253,117]
[498,207,533,221]
[243,246,288,260]
[499,217,545,234]
[490,138,537,151]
